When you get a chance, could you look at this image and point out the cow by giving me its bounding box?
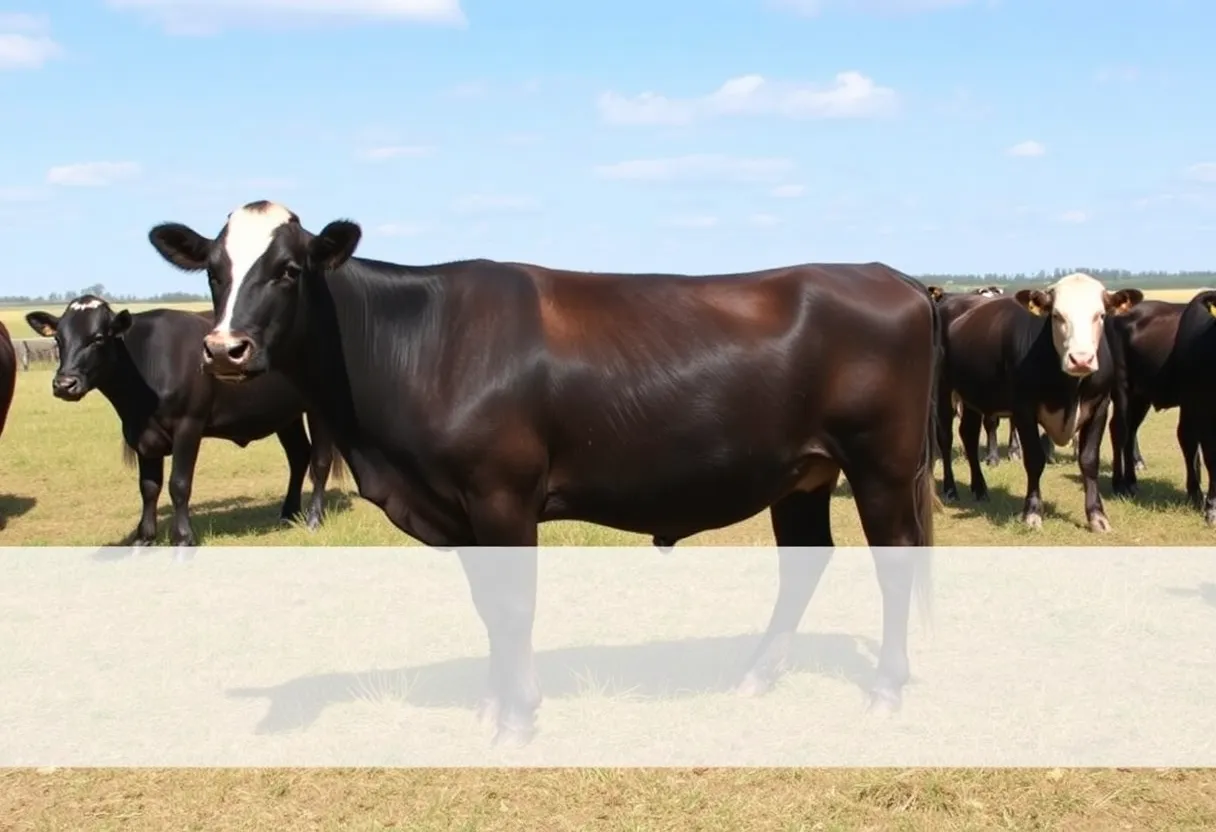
[927,285,1022,466]
[935,272,1144,532]
[24,295,344,546]
[0,321,14,443]
[1106,299,1190,500]
[1147,289,1216,524]
[146,199,941,748]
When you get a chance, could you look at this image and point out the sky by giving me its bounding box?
[1,0,1214,299]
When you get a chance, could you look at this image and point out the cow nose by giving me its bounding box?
[51,374,82,397]
[202,331,255,371]
[1066,351,1097,371]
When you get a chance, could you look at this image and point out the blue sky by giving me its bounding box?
[1,0,1214,299]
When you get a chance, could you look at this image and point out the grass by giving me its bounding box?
[0,301,212,339]
[2,286,1214,830]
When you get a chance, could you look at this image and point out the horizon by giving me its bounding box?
[2,0,1213,298]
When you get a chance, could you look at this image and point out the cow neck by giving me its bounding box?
[96,339,160,427]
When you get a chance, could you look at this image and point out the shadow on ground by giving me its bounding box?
[224,630,882,735]
[0,494,36,531]
[90,491,356,556]
[1061,472,1194,512]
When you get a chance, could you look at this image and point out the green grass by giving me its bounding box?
[2,287,1214,831]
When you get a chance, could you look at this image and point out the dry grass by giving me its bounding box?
[2,285,1214,830]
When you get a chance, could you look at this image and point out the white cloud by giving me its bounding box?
[598,71,897,126]
[105,0,466,33]
[595,154,794,184]
[1057,209,1088,224]
[1007,140,1046,157]
[770,184,805,198]
[664,215,719,229]
[0,14,62,70]
[748,213,782,226]
[1186,162,1216,184]
[358,145,435,161]
[46,161,141,187]
[452,193,539,214]
[773,0,973,16]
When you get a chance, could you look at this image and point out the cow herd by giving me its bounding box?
[0,198,1213,747]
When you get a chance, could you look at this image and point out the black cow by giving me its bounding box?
[936,272,1144,532]
[1107,298,1196,501]
[147,200,940,748]
[0,321,14,442]
[24,295,343,546]
[927,285,1022,466]
[1150,290,1216,523]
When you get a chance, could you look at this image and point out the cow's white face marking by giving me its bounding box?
[1045,272,1108,377]
[216,202,295,335]
[68,297,104,310]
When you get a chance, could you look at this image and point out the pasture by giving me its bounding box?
[0,301,212,337]
[2,285,1214,830]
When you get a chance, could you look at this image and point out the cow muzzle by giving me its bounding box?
[1063,351,1098,377]
[51,373,86,401]
[202,331,257,381]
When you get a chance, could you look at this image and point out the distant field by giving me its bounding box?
[0,301,211,337]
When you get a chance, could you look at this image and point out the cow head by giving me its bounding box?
[24,295,132,401]
[1014,273,1144,377]
[147,200,361,382]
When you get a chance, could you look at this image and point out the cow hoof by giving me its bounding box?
[735,671,776,698]
[941,489,958,503]
[1023,512,1043,530]
[971,489,989,502]
[305,513,322,532]
[1135,460,1147,472]
[131,536,156,547]
[1205,510,1216,528]
[491,723,536,749]
[476,696,501,730]
[984,456,999,468]
[1189,492,1204,511]
[866,688,902,718]
[1088,513,1112,533]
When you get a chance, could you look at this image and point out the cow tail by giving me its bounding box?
[120,441,138,469]
[910,279,943,632]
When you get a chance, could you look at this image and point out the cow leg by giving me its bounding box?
[167,421,203,547]
[1077,396,1112,533]
[1113,395,1150,497]
[737,485,835,697]
[130,453,164,546]
[274,417,311,525]
[1133,435,1146,471]
[1007,420,1022,461]
[1012,411,1048,530]
[982,414,1001,467]
[304,414,338,531]
[1198,428,1216,527]
[459,495,541,748]
[936,386,960,501]
[958,407,988,501]
[848,473,931,715]
[1179,405,1203,509]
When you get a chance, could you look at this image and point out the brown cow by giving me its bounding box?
[147,199,941,748]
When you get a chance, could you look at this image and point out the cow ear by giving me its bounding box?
[927,285,944,302]
[1105,288,1144,315]
[309,220,362,272]
[149,223,213,272]
[109,310,133,337]
[25,311,59,338]
[1014,289,1051,316]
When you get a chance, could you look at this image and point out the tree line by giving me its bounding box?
[2,267,1215,306]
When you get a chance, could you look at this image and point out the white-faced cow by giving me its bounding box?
[146,200,940,748]
[936,272,1144,532]
[25,296,343,546]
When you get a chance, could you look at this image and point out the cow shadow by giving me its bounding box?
[223,631,883,736]
[1162,583,1216,610]
[1060,472,1193,511]
[0,494,36,531]
[936,480,1071,529]
[91,491,355,557]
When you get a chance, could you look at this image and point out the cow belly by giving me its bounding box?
[1036,402,1081,447]
[542,453,826,539]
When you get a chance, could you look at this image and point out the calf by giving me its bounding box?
[25,296,342,546]
[1106,299,1189,500]
[936,272,1143,531]
[0,321,14,442]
